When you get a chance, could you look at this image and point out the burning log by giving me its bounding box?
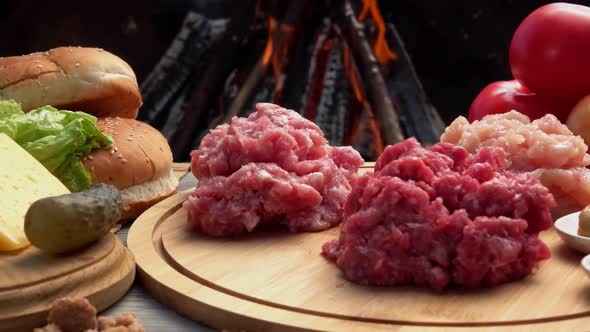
[221,0,309,125]
[338,0,405,146]
[384,22,442,145]
[138,12,227,127]
[342,39,385,159]
[169,0,257,159]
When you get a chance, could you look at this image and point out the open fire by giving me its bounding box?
[138,0,444,161]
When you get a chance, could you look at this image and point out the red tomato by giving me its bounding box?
[510,3,590,103]
[468,80,574,122]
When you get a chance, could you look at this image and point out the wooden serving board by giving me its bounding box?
[128,171,590,331]
[0,234,135,332]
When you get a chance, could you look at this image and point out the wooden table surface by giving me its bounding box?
[102,163,215,332]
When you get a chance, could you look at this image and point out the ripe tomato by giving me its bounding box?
[510,3,590,103]
[468,80,574,122]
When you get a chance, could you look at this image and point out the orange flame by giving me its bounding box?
[262,17,275,66]
[261,16,297,103]
[358,0,398,65]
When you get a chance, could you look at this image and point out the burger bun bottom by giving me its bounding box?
[119,169,179,220]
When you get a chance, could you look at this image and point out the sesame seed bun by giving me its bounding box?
[83,117,178,220]
[0,47,142,119]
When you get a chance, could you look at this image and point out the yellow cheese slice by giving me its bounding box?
[0,133,70,251]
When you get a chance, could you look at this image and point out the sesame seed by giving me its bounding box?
[121,159,127,163]
[87,155,94,160]
[117,154,123,158]
[110,149,115,155]
[114,147,118,152]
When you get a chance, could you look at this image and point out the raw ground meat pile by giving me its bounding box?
[322,138,555,291]
[441,111,590,218]
[185,103,364,236]
[34,297,145,332]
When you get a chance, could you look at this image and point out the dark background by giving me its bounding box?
[2,0,589,124]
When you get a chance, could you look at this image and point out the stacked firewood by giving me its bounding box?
[138,0,444,161]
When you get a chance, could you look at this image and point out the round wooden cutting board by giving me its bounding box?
[0,234,135,332]
[128,191,590,332]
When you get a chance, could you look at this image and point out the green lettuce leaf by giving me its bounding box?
[0,101,113,191]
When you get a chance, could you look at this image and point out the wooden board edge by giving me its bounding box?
[127,192,590,332]
[128,171,590,332]
[0,236,136,332]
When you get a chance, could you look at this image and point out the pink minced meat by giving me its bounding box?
[322,138,554,291]
[185,103,364,236]
[441,111,590,218]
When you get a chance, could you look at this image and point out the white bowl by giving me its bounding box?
[554,211,590,254]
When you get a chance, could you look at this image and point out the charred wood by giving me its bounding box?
[221,0,309,124]
[314,35,350,146]
[384,22,441,144]
[339,0,404,146]
[139,12,227,126]
[169,0,257,160]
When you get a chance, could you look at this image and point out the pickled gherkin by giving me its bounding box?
[24,184,123,254]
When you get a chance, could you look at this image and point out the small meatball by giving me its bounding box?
[47,298,96,332]
[37,298,145,332]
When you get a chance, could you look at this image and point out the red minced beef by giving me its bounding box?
[322,138,554,291]
[185,103,364,236]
